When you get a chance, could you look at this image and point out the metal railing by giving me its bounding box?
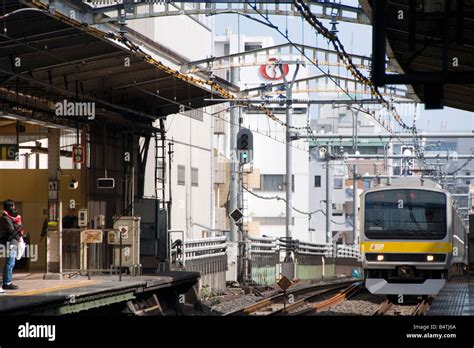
[182,236,227,275]
[335,244,361,259]
[184,236,227,262]
[248,236,278,254]
[247,237,359,259]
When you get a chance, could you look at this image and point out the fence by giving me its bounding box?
[247,237,361,285]
[181,236,228,292]
[53,229,132,277]
[248,236,279,285]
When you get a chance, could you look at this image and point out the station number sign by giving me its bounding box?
[73,144,85,164]
[0,144,19,161]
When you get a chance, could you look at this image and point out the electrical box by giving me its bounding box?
[226,242,238,282]
[112,216,141,275]
[78,209,87,227]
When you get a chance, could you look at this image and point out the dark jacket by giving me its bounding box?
[0,213,21,245]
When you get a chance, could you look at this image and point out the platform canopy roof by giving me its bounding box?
[361,0,474,112]
[0,0,231,132]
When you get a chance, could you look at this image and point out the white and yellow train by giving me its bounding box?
[360,179,468,295]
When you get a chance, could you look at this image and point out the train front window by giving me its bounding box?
[364,190,447,239]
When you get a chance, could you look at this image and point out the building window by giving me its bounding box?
[244,43,262,51]
[314,175,321,187]
[259,174,294,192]
[333,177,343,189]
[332,203,344,216]
[253,217,295,225]
[177,165,185,186]
[191,167,199,187]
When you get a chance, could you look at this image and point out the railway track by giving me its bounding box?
[289,282,362,315]
[372,299,393,316]
[224,280,362,316]
[412,297,433,316]
[371,296,433,316]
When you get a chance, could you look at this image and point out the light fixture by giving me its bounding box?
[377,254,384,261]
[427,255,434,262]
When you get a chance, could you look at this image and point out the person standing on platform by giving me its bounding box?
[0,200,21,291]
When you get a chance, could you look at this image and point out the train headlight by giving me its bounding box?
[427,255,434,262]
[377,254,384,261]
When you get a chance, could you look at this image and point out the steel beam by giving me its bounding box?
[345,154,474,160]
[89,1,369,25]
[297,133,474,140]
[361,175,474,180]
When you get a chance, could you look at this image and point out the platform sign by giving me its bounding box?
[0,144,19,161]
[48,181,58,200]
[107,230,117,244]
[47,201,59,228]
[81,230,103,244]
[73,144,85,164]
[119,226,129,239]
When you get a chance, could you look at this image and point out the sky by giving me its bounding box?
[213,2,474,132]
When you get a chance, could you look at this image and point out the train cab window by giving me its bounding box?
[364,189,447,240]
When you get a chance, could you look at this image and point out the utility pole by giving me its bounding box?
[325,147,332,244]
[280,60,302,241]
[352,164,357,245]
[229,66,240,243]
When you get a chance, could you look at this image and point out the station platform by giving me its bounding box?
[428,277,474,316]
[0,271,200,315]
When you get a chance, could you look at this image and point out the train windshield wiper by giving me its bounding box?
[390,229,417,236]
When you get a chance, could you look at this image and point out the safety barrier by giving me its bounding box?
[58,229,126,277]
[336,244,361,259]
[246,237,361,285]
[183,236,227,293]
[248,236,279,285]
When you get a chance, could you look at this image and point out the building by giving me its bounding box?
[213,30,311,242]
[308,103,392,244]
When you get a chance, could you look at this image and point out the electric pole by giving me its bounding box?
[229,66,240,243]
[279,60,303,241]
[352,164,357,245]
[325,147,332,244]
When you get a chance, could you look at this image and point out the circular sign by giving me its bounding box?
[259,58,289,80]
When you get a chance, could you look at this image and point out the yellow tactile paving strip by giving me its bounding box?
[5,280,99,296]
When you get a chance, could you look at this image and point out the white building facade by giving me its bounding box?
[214,31,311,242]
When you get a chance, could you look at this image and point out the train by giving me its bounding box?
[360,178,468,295]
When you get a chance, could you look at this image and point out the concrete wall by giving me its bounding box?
[128,4,212,62]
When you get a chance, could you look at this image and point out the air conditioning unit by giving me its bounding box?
[332,203,344,215]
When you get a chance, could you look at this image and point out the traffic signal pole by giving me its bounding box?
[229,66,240,243]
